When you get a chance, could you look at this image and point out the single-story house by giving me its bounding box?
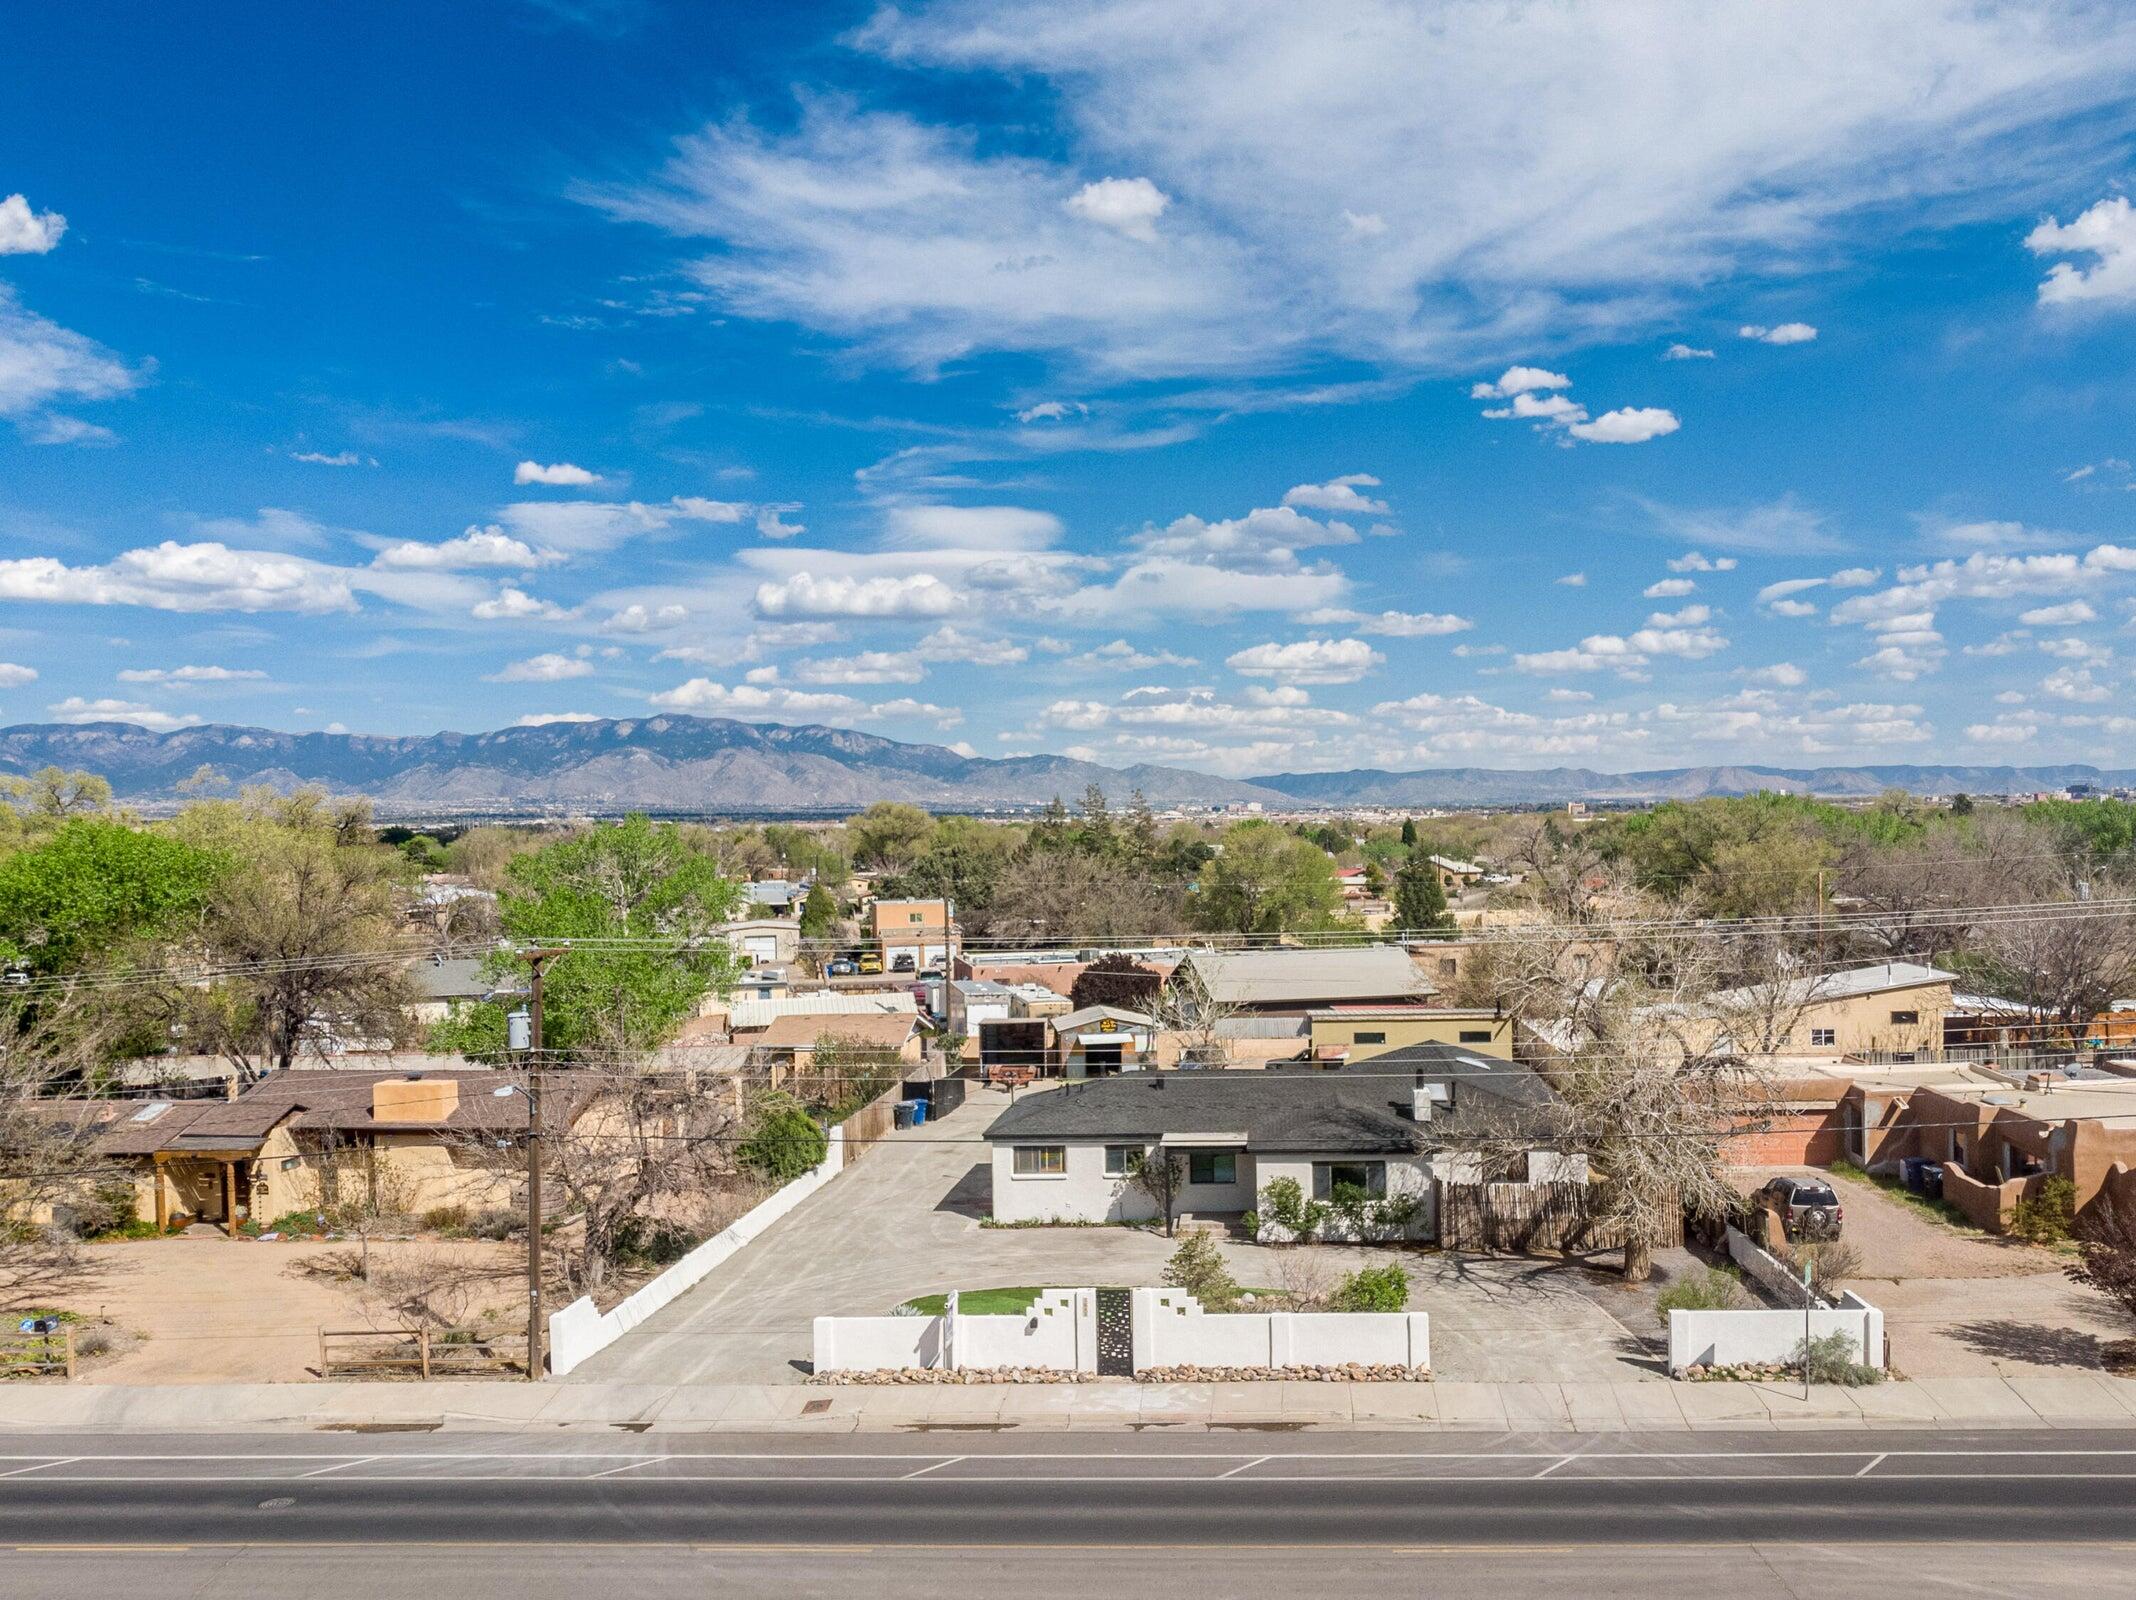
[1306,1005,1513,1064]
[750,1010,922,1069]
[719,990,918,1034]
[719,917,802,969]
[72,1069,588,1235]
[1169,946,1437,1016]
[1426,854,1486,891]
[405,955,495,1026]
[1047,1005,1157,1077]
[983,1049,1569,1237]
[746,879,806,917]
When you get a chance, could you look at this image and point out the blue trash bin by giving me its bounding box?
[910,1097,928,1127]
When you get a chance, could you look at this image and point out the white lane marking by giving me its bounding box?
[299,1457,378,1478]
[1531,1455,1577,1478]
[0,1459,74,1479]
[1217,1455,1273,1478]
[13,1471,2136,1485]
[589,1459,663,1479]
[1855,1453,1888,1478]
[900,1457,967,1480]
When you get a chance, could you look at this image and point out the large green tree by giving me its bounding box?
[1193,822,1340,935]
[1393,852,1456,938]
[433,815,742,1056]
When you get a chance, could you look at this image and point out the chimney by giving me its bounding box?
[1411,1068,1432,1123]
[372,1076,461,1124]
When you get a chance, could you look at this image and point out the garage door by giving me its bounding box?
[743,934,779,963]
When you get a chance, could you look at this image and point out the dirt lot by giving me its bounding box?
[24,1235,521,1383]
[1746,1167,2131,1378]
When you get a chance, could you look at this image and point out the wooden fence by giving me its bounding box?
[318,1326,528,1380]
[1437,1181,1681,1255]
[835,1080,914,1165]
[0,1324,74,1379]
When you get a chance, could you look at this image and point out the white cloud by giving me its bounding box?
[754,571,958,618]
[603,7,2136,377]
[1556,572,1587,587]
[787,651,926,685]
[0,194,65,254]
[1567,405,1680,443]
[1640,495,1844,555]
[1065,639,1197,670]
[471,586,574,622]
[1225,637,1385,684]
[114,665,266,684]
[649,679,866,718]
[1739,322,1818,344]
[2018,600,2098,625]
[372,528,557,570]
[515,712,601,726]
[669,496,749,522]
[1015,399,1087,423]
[1668,551,1738,572]
[1128,502,1358,573]
[1342,209,1387,237]
[1749,662,1808,687]
[46,696,201,732]
[914,624,1029,666]
[0,663,37,689]
[514,460,603,486]
[485,652,594,683]
[2027,196,2136,307]
[1513,623,1729,674]
[1828,566,1881,587]
[1965,719,2038,744]
[754,504,806,539]
[883,504,1062,550]
[1647,604,1713,627]
[1280,473,1388,516]
[1663,343,1715,360]
[603,602,690,634]
[1302,607,1472,637]
[1470,367,1572,400]
[289,449,371,467]
[2041,666,2112,702]
[1643,577,1696,598]
[0,285,143,428]
[1767,599,1819,618]
[0,542,355,614]
[1064,176,1170,241]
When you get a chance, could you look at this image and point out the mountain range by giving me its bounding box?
[0,718,2126,815]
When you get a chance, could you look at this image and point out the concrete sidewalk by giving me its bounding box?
[8,1372,2136,1433]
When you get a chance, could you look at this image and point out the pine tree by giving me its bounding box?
[1400,818,1418,847]
[1393,852,1456,939]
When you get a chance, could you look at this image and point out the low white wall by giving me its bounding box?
[549,1126,846,1377]
[1667,1303,1885,1372]
[1725,1224,1827,1309]
[1132,1288,1429,1370]
[952,1289,1093,1371]
[813,1314,944,1372]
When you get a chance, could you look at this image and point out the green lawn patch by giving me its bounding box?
[896,1285,1283,1316]
[1827,1159,1989,1235]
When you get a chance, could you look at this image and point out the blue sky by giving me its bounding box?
[9,2,2136,776]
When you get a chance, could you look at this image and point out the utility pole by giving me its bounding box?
[519,947,562,1381]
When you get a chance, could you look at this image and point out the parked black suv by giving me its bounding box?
[1753,1176,1844,1241]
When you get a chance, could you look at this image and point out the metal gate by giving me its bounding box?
[1094,1288,1133,1376]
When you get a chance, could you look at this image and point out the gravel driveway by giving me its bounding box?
[567,1083,1661,1384]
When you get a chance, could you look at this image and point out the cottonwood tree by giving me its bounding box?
[1962,862,2136,1030]
[1193,821,1340,935]
[1463,917,1789,1280]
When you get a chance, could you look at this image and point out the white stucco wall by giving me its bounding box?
[1133,1288,1430,1371]
[814,1314,944,1372]
[1667,1302,1884,1372]
[988,1139,1162,1224]
[1252,1152,1435,1241]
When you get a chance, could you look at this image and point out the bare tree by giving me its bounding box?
[1964,865,2136,1030]
[0,1055,115,1302]
[1129,1147,1185,1236]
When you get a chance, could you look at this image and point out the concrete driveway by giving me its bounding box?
[569,1084,1665,1385]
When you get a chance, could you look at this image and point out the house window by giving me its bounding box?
[1012,1145,1066,1177]
[1890,1010,1919,1025]
[1810,1027,1837,1048]
[1313,1160,1387,1199]
[1354,1030,1386,1045]
[1188,1151,1237,1185]
[1103,1144,1138,1178]
[1459,1030,1492,1043]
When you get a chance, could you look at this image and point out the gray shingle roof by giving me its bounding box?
[1320,1041,1560,1113]
[983,1073,1429,1155]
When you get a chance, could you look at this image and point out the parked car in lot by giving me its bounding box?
[1754,1176,1845,1241]
[858,952,884,975]
[826,958,858,976]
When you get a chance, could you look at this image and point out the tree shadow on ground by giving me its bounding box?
[1,1242,123,1313]
[935,1162,992,1220]
[1950,1318,2108,1369]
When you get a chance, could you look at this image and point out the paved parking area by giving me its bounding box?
[569,1084,1664,1385]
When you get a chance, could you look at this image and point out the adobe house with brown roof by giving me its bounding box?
[81,1069,589,1235]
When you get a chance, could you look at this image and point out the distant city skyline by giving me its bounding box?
[7,3,2136,775]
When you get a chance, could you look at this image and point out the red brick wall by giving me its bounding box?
[1723,1108,1847,1168]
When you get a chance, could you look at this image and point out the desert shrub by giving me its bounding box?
[2012,1176,2078,1244]
[465,1207,522,1240]
[737,1102,828,1183]
[1654,1266,1748,1324]
[1161,1230,1239,1312]
[1779,1238,1863,1292]
[73,1326,114,1358]
[422,1204,471,1233]
[1256,1176,1327,1241]
[242,1209,332,1238]
[613,1215,698,1268]
[1329,1263,1410,1313]
[1792,1329,1883,1385]
[64,1181,144,1241]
